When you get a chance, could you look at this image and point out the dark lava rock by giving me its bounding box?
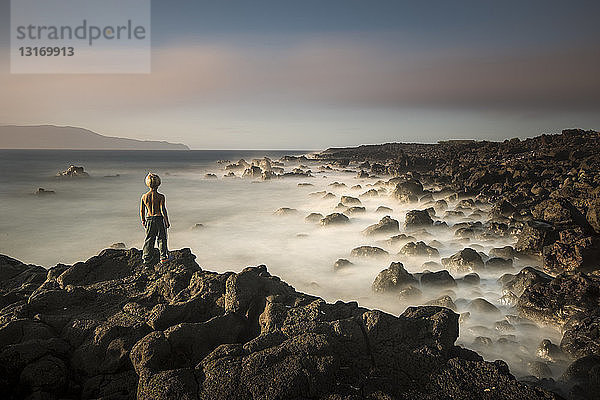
[340,195,361,206]
[537,339,568,363]
[372,262,417,293]
[560,354,600,399]
[345,206,366,215]
[441,248,484,273]
[376,205,393,213]
[0,255,47,309]
[362,216,399,236]
[360,188,378,197]
[0,247,549,399]
[333,258,353,271]
[461,273,481,286]
[320,212,350,226]
[528,361,553,379]
[305,212,324,223]
[392,179,423,203]
[560,314,600,359]
[515,221,556,256]
[34,187,55,195]
[434,199,448,213]
[398,241,439,258]
[420,270,457,288]
[397,286,422,301]
[518,272,600,326]
[492,200,517,218]
[485,257,514,270]
[501,267,553,297]
[56,165,89,178]
[490,246,518,260]
[543,235,600,274]
[350,246,389,259]
[468,298,501,314]
[422,261,443,270]
[273,207,298,216]
[587,198,600,234]
[404,209,434,229]
[426,295,457,311]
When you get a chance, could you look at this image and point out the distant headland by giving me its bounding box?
[0,125,190,150]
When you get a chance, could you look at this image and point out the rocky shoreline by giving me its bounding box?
[0,248,560,399]
[1,128,599,399]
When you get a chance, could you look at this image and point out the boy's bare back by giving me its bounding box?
[142,191,165,216]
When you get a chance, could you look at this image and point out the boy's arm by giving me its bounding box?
[161,195,170,228]
[140,195,146,225]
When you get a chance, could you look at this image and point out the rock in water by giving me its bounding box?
[56,165,89,177]
[350,246,389,259]
[420,270,456,288]
[372,262,417,293]
[304,212,324,223]
[398,241,439,258]
[441,248,484,273]
[362,216,399,236]
[320,212,349,226]
[340,195,361,206]
[333,258,353,271]
[273,207,298,216]
[404,209,434,229]
[468,298,501,314]
[34,187,55,195]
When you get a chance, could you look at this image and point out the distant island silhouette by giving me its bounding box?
[0,125,190,150]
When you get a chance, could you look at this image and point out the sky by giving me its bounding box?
[0,0,599,149]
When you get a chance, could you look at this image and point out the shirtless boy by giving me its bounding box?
[140,173,170,264]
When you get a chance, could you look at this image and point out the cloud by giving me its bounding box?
[1,37,599,126]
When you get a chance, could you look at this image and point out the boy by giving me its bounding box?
[140,173,170,264]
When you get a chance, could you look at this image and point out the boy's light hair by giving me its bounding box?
[145,173,161,189]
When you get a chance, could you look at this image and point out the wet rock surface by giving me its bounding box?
[0,249,561,399]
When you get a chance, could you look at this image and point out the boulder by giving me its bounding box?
[561,314,600,359]
[320,213,350,226]
[536,339,568,363]
[467,298,501,314]
[461,273,480,286]
[273,207,298,216]
[372,262,417,293]
[543,235,600,274]
[404,209,434,230]
[333,259,353,271]
[56,165,89,177]
[518,272,600,326]
[420,270,456,288]
[304,212,324,223]
[587,198,600,234]
[489,246,518,260]
[392,179,423,201]
[350,246,389,259]
[515,221,556,256]
[441,248,484,273]
[345,206,366,215]
[398,241,439,258]
[500,267,552,297]
[485,257,513,270]
[426,295,457,311]
[340,196,361,206]
[362,216,399,236]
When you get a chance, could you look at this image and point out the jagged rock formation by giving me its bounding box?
[0,249,559,400]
